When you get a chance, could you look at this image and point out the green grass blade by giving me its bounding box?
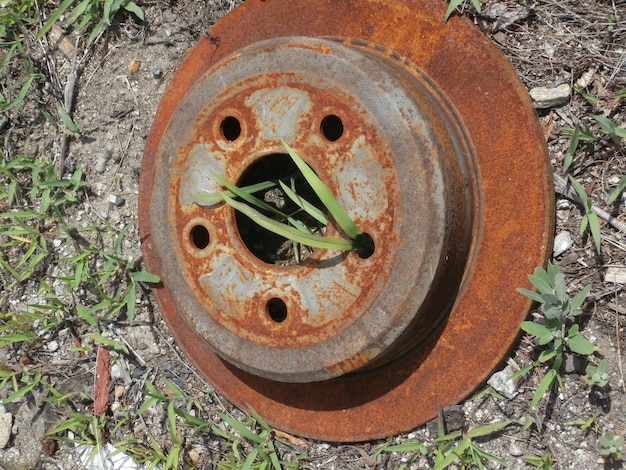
[466,420,512,438]
[607,175,626,204]
[281,140,361,239]
[278,180,328,225]
[221,194,353,250]
[530,368,557,408]
[194,181,276,205]
[210,172,289,219]
[35,0,75,42]
[587,210,602,253]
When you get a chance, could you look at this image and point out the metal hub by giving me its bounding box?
[140,0,553,441]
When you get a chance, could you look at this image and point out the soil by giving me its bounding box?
[0,0,626,469]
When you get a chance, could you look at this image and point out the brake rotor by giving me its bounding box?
[139,0,553,441]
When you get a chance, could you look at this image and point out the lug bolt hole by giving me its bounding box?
[355,232,375,259]
[320,114,344,141]
[267,298,287,323]
[220,116,242,141]
[190,225,210,249]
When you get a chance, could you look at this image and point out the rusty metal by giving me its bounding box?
[140,0,554,441]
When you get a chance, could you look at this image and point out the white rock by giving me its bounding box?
[509,442,523,457]
[0,411,12,449]
[530,83,571,109]
[553,231,573,257]
[108,194,125,206]
[47,340,60,352]
[487,365,519,399]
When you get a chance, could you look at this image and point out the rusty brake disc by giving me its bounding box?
[139,0,554,441]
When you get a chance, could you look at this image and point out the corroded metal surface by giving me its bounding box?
[139,0,554,441]
[148,36,473,382]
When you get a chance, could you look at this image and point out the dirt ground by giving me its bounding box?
[1,0,626,469]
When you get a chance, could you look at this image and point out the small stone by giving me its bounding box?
[189,447,203,464]
[509,442,523,457]
[108,194,125,206]
[162,11,177,23]
[605,267,626,284]
[556,199,570,210]
[0,410,12,449]
[553,231,573,257]
[114,385,126,399]
[152,68,163,79]
[46,340,59,352]
[94,154,107,174]
[529,83,571,109]
[442,405,464,433]
[563,352,588,374]
[487,365,519,399]
[609,175,621,185]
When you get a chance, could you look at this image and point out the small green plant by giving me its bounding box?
[37,0,144,46]
[567,175,602,253]
[433,418,511,469]
[585,359,610,387]
[445,0,482,21]
[214,407,306,470]
[592,115,626,144]
[516,262,594,408]
[523,452,556,470]
[371,439,427,466]
[567,411,601,433]
[607,176,626,205]
[195,141,373,259]
[600,433,624,460]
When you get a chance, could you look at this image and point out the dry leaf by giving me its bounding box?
[128,58,141,75]
[94,345,112,416]
[274,429,309,447]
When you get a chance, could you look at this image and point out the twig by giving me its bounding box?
[57,69,76,179]
[57,34,81,179]
[553,172,626,235]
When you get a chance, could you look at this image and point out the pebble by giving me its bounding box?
[529,83,571,109]
[152,68,163,79]
[487,365,519,399]
[553,231,573,257]
[94,154,107,174]
[509,442,523,457]
[47,340,59,352]
[108,194,125,206]
[0,406,12,449]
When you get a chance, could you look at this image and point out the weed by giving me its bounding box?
[215,407,306,470]
[371,439,427,465]
[567,175,602,253]
[433,418,511,469]
[196,141,373,259]
[516,262,594,408]
[607,176,626,205]
[523,452,557,470]
[592,115,626,144]
[600,433,624,460]
[567,411,601,433]
[37,0,144,46]
[585,358,610,387]
[445,0,482,21]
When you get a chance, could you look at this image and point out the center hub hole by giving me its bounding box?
[235,153,327,265]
